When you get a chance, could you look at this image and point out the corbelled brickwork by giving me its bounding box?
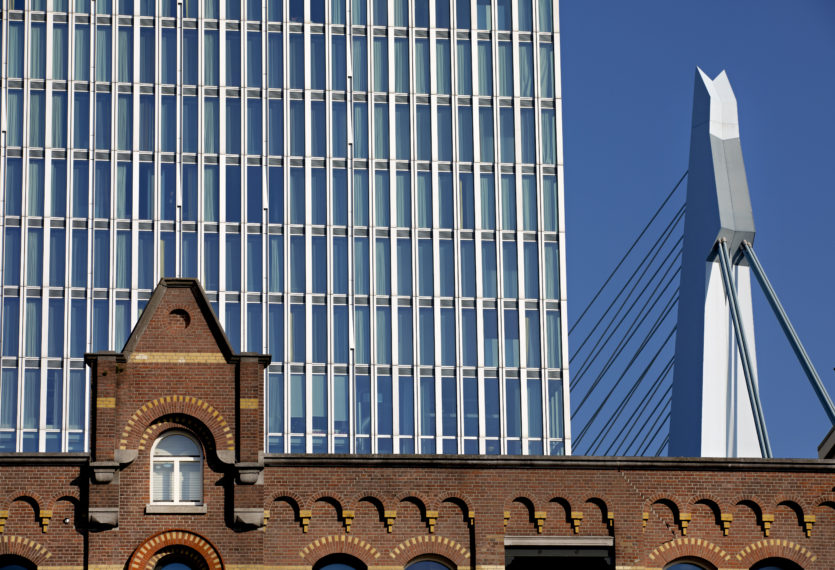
[0,279,833,569]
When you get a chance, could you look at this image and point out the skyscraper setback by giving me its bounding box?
[0,0,567,455]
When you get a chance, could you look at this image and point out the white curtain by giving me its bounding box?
[7,91,23,146]
[375,237,390,295]
[353,103,368,158]
[68,370,85,430]
[540,43,555,98]
[114,300,129,349]
[26,229,43,285]
[205,98,219,153]
[179,461,202,502]
[501,174,515,230]
[541,109,556,164]
[545,243,559,299]
[497,42,512,96]
[416,173,431,228]
[355,306,370,364]
[118,95,132,150]
[456,39,471,95]
[204,165,218,221]
[31,23,46,78]
[374,172,389,226]
[546,310,561,368]
[24,300,42,357]
[395,172,410,227]
[436,39,451,94]
[23,370,40,428]
[374,104,388,160]
[116,162,131,218]
[8,22,24,78]
[519,43,533,97]
[52,93,67,148]
[117,27,131,82]
[525,310,541,368]
[415,40,430,94]
[269,235,282,292]
[29,91,45,148]
[290,373,305,431]
[152,463,174,501]
[74,24,89,80]
[96,26,112,81]
[0,371,18,429]
[477,41,492,95]
[373,37,387,92]
[377,308,391,364]
[28,160,45,216]
[116,231,131,288]
[480,174,495,230]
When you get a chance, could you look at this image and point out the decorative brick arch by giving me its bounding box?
[298,534,381,566]
[119,395,234,453]
[46,489,80,512]
[128,530,222,570]
[734,538,818,568]
[2,490,45,513]
[397,490,435,513]
[645,537,730,568]
[388,535,470,568]
[0,535,51,565]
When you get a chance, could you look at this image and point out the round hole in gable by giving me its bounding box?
[169,309,191,330]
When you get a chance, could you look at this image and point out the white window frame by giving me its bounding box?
[149,431,203,505]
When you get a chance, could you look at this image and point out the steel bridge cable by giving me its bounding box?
[602,356,674,456]
[654,434,670,457]
[574,326,677,448]
[572,266,680,413]
[577,322,677,451]
[585,316,678,455]
[637,404,672,456]
[571,206,685,364]
[611,378,673,457]
[627,387,673,455]
[571,248,682,392]
[569,170,688,335]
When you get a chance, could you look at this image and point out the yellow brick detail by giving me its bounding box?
[97,397,116,408]
[240,398,259,410]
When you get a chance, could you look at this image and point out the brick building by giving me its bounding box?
[0,279,832,570]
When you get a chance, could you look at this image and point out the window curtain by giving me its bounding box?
[502,241,517,298]
[355,307,370,364]
[436,39,451,94]
[116,162,131,218]
[376,308,391,364]
[477,41,492,95]
[497,42,512,96]
[522,175,537,229]
[26,229,43,285]
[117,27,132,82]
[539,0,553,32]
[499,108,515,163]
[28,160,45,216]
[354,237,369,294]
[545,243,559,299]
[0,371,18,430]
[114,300,130,349]
[205,98,219,153]
[247,303,262,352]
[29,91,46,147]
[373,104,389,159]
[312,374,327,432]
[331,0,345,24]
[419,375,435,435]
[541,109,556,164]
[373,37,387,92]
[353,103,368,158]
[504,309,520,367]
[68,370,85,430]
[115,231,131,288]
[519,43,534,97]
[414,39,429,94]
[152,463,173,501]
[416,173,431,228]
[394,104,409,160]
[546,310,561,368]
[50,161,67,217]
[351,37,367,90]
[456,40,472,95]
[524,242,539,298]
[96,26,112,81]
[541,44,555,99]
[9,23,24,78]
[375,237,390,295]
[501,174,515,230]
[374,172,389,226]
[396,172,410,227]
[7,91,23,146]
[267,373,283,433]
[117,94,132,150]
[179,462,202,501]
[247,235,261,292]
[394,38,408,92]
[203,30,218,85]
[525,310,541,368]
[95,93,111,150]
[23,370,40,428]
[24,299,42,357]
[2,299,19,357]
[204,165,218,221]
[52,92,68,148]
[481,241,497,297]
[31,23,46,78]
[479,175,496,230]
[268,235,283,292]
[478,107,494,161]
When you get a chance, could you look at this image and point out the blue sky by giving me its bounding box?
[560,1,835,457]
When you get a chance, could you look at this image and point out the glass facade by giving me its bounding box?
[0,0,568,455]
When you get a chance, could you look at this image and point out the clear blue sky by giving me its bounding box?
[561,1,835,457]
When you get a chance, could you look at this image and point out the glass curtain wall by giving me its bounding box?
[0,0,567,455]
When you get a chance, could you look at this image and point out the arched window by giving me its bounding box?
[151,431,202,504]
[665,561,715,570]
[750,559,803,570]
[313,554,367,570]
[406,560,453,570]
[0,555,36,570]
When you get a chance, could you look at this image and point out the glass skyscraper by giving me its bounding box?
[0,0,567,455]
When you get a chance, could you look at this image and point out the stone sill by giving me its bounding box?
[145,503,207,515]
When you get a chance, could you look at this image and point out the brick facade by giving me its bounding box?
[1,279,833,569]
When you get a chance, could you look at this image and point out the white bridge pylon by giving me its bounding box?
[669,69,835,458]
[669,69,765,458]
